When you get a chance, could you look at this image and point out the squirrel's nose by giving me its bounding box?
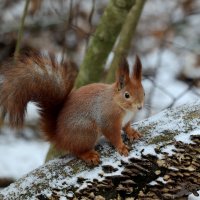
[137,105,142,110]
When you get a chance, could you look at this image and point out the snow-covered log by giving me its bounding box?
[0,100,200,199]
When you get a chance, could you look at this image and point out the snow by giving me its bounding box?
[161,145,176,156]
[188,191,200,200]
[60,197,67,200]
[26,103,40,122]
[149,176,167,186]
[0,131,49,179]
[133,144,158,157]
[175,130,200,144]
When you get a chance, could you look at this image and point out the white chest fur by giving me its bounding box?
[122,110,135,127]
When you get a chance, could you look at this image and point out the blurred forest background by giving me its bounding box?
[0,0,200,190]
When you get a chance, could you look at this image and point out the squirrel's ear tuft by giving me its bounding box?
[116,56,130,90]
[133,55,142,81]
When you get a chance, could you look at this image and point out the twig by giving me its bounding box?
[164,40,200,55]
[14,0,31,59]
[86,0,96,46]
[61,0,73,63]
[105,0,146,83]
[88,0,95,31]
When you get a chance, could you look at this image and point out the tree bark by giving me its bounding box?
[1,101,200,199]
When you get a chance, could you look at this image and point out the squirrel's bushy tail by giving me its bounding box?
[0,52,77,139]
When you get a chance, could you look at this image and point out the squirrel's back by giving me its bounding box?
[58,83,119,126]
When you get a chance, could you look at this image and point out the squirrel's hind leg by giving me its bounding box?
[77,150,100,165]
[61,126,100,165]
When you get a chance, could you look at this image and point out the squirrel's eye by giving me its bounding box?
[124,92,130,99]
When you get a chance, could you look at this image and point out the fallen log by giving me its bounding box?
[0,100,200,199]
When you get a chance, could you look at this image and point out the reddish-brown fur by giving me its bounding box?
[0,53,144,165]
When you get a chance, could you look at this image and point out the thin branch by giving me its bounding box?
[163,40,200,55]
[61,0,73,63]
[105,0,146,83]
[88,0,95,31]
[86,0,96,46]
[14,0,31,59]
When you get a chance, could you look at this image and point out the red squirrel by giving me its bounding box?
[0,52,144,165]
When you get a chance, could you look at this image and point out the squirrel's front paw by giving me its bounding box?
[117,143,129,157]
[127,129,143,141]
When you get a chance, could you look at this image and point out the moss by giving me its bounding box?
[183,109,200,121]
[148,130,176,145]
[45,145,67,163]
[137,122,158,135]
[66,159,89,175]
